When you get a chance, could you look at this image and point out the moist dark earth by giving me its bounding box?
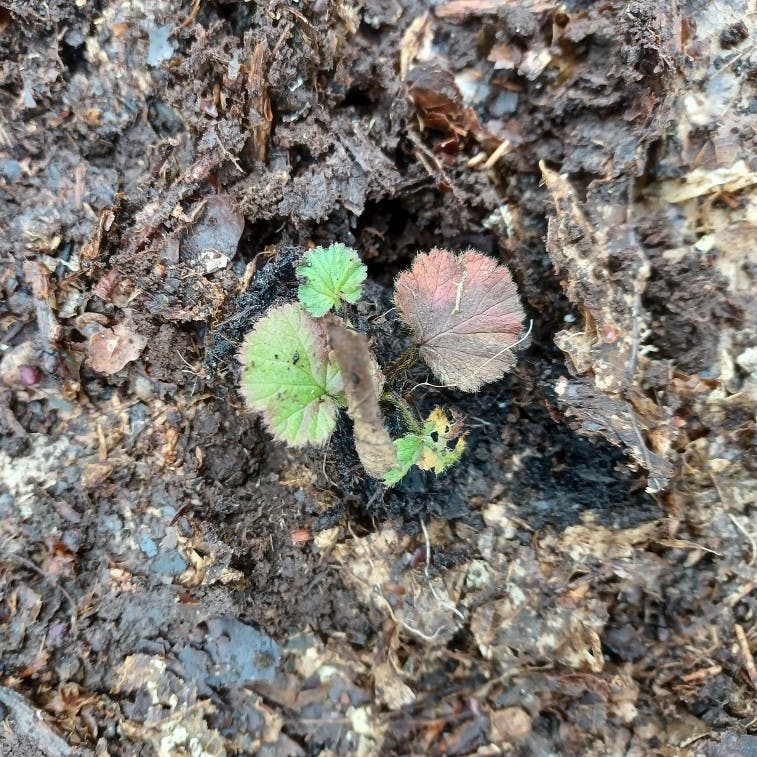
[0,1,755,755]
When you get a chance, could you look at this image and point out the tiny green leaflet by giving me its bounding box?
[297,243,368,317]
[383,408,466,485]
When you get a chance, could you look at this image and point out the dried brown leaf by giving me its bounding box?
[87,320,147,374]
[394,248,525,392]
[324,316,397,478]
[406,63,487,148]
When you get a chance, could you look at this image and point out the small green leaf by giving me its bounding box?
[240,303,344,446]
[415,408,466,474]
[383,408,466,485]
[298,243,368,316]
[383,435,424,486]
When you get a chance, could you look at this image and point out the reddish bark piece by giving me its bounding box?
[394,248,525,392]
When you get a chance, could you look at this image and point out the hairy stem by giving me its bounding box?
[384,345,419,383]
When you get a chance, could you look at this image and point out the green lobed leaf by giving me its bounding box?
[383,435,424,486]
[239,303,344,446]
[297,243,368,317]
[383,408,466,486]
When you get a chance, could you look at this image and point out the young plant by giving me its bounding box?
[239,244,526,485]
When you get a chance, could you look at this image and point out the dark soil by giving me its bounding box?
[1,0,754,754]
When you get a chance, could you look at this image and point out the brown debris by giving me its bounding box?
[22,260,61,374]
[406,63,491,151]
[540,163,677,493]
[490,706,532,743]
[86,319,148,375]
[436,0,556,19]
[80,206,116,263]
[734,623,757,691]
[554,376,674,493]
[399,13,434,80]
[245,39,272,163]
[0,686,73,756]
[324,316,396,479]
[0,0,754,752]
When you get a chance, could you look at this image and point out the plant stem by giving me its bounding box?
[385,345,419,382]
[384,391,421,434]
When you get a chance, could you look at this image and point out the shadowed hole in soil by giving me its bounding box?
[340,85,379,115]
[356,197,499,278]
[59,37,87,75]
[320,375,660,530]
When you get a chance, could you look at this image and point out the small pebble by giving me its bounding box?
[490,706,532,743]
[21,365,42,386]
[138,533,158,558]
[2,159,22,181]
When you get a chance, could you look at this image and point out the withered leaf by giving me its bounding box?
[324,316,397,479]
[87,320,147,374]
[406,63,483,147]
[394,248,525,392]
[554,376,674,494]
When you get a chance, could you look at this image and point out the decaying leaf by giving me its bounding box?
[324,316,396,478]
[87,319,147,374]
[658,159,757,203]
[554,376,674,492]
[394,248,526,392]
[540,162,677,494]
[334,525,465,645]
[405,63,492,150]
[384,407,466,486]
[469,547,607,673]
[80,206,116,262]
[373,661,416,709]
[113,654,226,756]
[297,243,367,317]
[240,303,344,446]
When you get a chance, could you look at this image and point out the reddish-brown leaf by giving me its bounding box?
[394,248,525,391]
[87,320,147,375]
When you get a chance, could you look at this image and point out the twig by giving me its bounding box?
[710,42,756,80]
[727,513,756,567]
[680,665,722,683]
[734,623,757,690]
[679,731,713,749]
[483,139,512,169]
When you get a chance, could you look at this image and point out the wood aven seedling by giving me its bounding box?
[239,244,526,485]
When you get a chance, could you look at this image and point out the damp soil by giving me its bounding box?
[0,1,755,754]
